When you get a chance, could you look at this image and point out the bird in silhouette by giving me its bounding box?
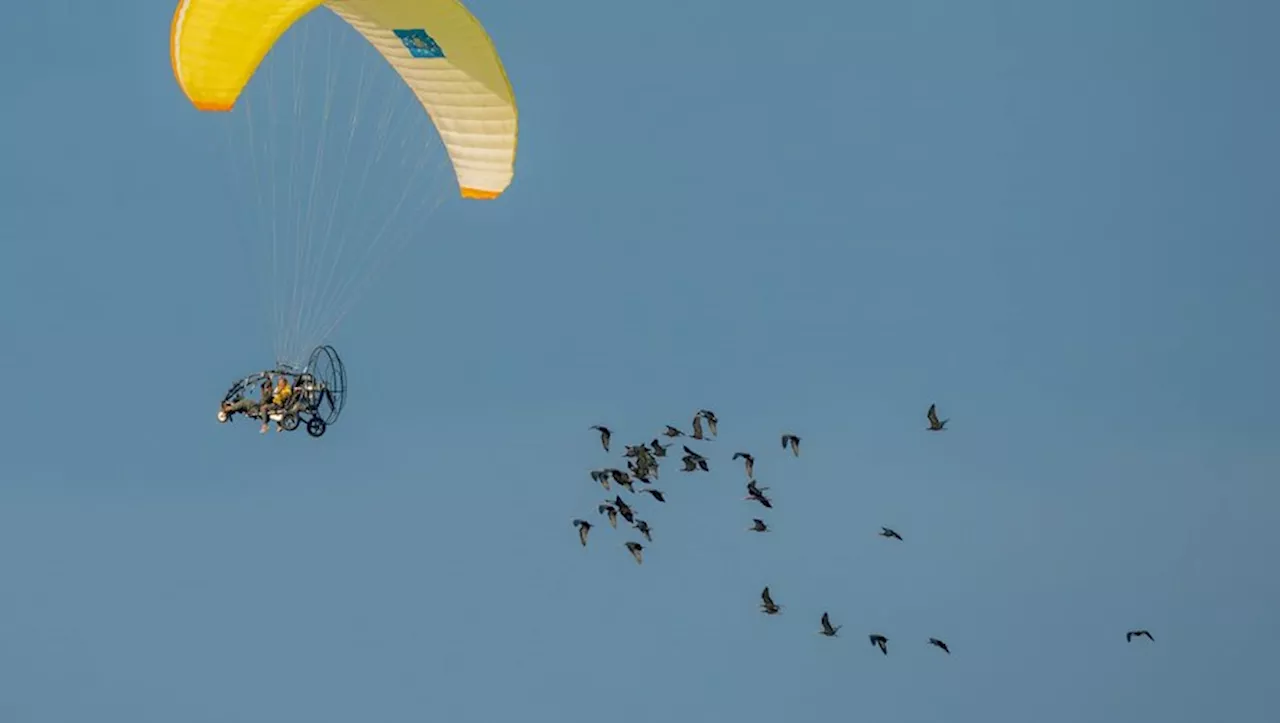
[696,409,718,436]
[649,439,669,457]
[589,469,612,491]
[633,519,652,542]
[1126,630,1154,642]
[640,488,666,503]
[691,414,710,440]
[760,586,782,615]
[926,404,948,431]
[597,504,618,529]
[745,480,773,508]
[681,446,710,472]
[747,518,769,532]
[781,433,801,456]
[662,425,685,438]
[572,519,592,547]
[733,452,755,479]
[928,638,950,654]
[624,541,644,565]
[819,612,841,637]
[879,527,903,541]
[869,634,889,655]
[613,496,635,524]
[590,425,612,451]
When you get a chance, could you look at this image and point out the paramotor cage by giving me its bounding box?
[222,345,348,438]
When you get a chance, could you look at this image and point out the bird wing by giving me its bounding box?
[927,404,940,426]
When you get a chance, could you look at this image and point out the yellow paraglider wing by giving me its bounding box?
[170,0,518,199]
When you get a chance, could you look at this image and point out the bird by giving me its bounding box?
[733,452,755,480]
[928,638,950,654]
[745,480,773,508]
[869,634,889,655]
[640,488,666,503]
[608,469,632,487]
[760,586,781,615]
[649,439,669,457]
[572,519,592,547]
[879,527,903,541]
[696,409,718,436]
[624,541,644,565]
[597,504,618,529]
[613,496,635,524]
[926,404,948,431]
[781,433,801,456]
[628,461,655,485]
[747,518,769,532]
[691,414,708,440]
[1126,630,1154,642]
[680,447,710,472]
[633,519,652,542]
[819,612,841,637]
[589,469,612,490]
[662,425,685,438]
[590,425,612,451]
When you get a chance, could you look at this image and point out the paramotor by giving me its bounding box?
[218,344,348,437]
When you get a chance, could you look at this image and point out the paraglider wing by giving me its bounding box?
[170,0,518,199]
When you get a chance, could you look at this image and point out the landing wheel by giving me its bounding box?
[280,414,300,432]
[306,417,327,438]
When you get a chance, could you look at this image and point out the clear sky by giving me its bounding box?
[1,1,1278,721]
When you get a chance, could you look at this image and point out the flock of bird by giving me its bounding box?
[573,405,1156,655]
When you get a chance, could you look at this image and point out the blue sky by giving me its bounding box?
[2,1,1278,721]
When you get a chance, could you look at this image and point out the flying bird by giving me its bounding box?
[697,409,718,436]
[640,488,666,503]
[926,404,948,431]
[879,527,903,541]
[745,480,773,508]
[928,638,950,654]
[589,469,612,490]
[624,541,644,565]
[680,448,710,472]
[662,425,685,438]
[691,414,708,440]
[597,504,618,529]
[590,425,612,451]
[869,634,889,655]
[819,612,841,637]
[649,439,669,457]
[572,519,592,547]
[747,518,769,532]
[633,519,652,542]
[760,586,781,615]
[733,452,755,480]
[781,433,801,456]
[613,496,635,524]
[1126,630,1154,642]
[615,476,636,493]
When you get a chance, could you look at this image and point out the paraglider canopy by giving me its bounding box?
[170,0,518,199]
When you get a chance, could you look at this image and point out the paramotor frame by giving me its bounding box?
[221,344,348,438]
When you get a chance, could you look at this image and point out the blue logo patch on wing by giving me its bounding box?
[393,28,445,59]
